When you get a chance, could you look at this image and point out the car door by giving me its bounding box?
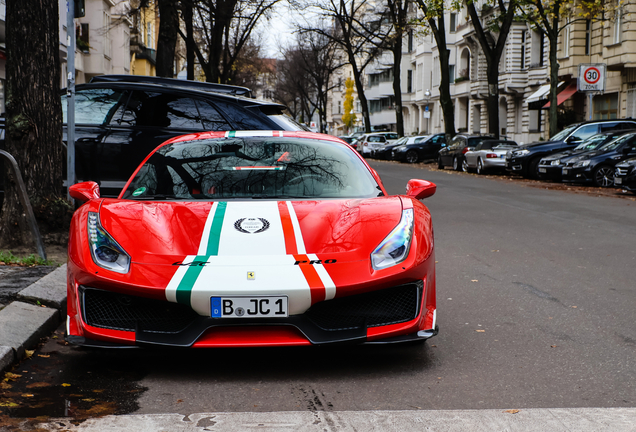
[62,87,128,191]
[465,143,482,166]
[102,89,212,196]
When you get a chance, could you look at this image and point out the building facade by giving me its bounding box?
[328,2,636,144]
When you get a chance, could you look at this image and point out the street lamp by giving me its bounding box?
[424,89,431,133]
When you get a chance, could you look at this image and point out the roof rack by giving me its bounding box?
[89,75,253,98]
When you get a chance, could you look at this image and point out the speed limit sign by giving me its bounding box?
[578,64,606,92]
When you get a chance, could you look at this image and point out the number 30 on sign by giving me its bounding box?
[578,64,606,92]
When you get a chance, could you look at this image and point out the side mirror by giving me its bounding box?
[69,181,100,203]
[406,179,436,200]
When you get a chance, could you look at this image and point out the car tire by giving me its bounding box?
[593,165,614,187]
[405,150,419,164]
[462,159,469,173]
[453,156,461,171]
[525,157,541,179]
[477,159,485,175]
[437,156,444,169]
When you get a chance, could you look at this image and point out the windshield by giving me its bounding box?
[122,137,381,200]
[599,133,636,152]
[574,134,614,151]
[550,124,579,141]
[267,114,310,131]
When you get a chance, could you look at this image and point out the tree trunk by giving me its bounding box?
[487,64,500,138]
[2,0,64,248]
[350,61,371,133]
[182,0,195,80]
[392,38,404,136]
[437,47,456,140]
[156,0,179,77]
[547,16,560,137]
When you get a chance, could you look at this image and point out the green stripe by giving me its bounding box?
[175,201,228,305]
[206,201,227,255]
[228,131,236,137]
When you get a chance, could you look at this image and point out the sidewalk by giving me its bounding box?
[0,264,67,372]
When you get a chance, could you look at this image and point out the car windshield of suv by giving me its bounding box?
[599,133,636,152]
[122,137,381,200]
[550,124,579,142]
[467,138,483,147]
[574,134,615,151]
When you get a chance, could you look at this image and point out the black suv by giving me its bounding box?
[0,76,305,198]
[505,120,636,179]
[438,134,488,171]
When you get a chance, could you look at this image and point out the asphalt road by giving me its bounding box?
[2,161,635,425]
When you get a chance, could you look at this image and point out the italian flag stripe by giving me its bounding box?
[175,201,227,305]
[294,254,326,304]
[278,201,298,254]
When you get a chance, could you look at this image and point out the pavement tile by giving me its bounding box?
[17,264,67,311]
[0,301,59,360]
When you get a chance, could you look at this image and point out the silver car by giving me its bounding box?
[464,140,518,174]
[358,132,400,157]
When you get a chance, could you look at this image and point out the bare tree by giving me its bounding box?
[413,0,457,140]
[156,0,180,77]
[384,0,411,136]
[465,0,517,139]
[181,0,281,83]
[297,0,390,133]
[1,0,64,248]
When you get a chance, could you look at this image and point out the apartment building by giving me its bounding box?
[329,2,636,144]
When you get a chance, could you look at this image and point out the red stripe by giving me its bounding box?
[294,254,326,304]
[278,201,297,255]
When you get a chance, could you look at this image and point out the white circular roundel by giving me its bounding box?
[234,218,270,234]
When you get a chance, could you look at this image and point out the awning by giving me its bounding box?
[543,81,578,108]
[526,84,551,103]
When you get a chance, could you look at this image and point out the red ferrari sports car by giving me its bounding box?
[66,131,438,347]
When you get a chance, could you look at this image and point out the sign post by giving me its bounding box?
[578,64,606,121]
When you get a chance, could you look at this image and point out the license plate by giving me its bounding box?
[539,168,547,173]
[500,155,505,159]
[615,178,622,184]
[211,296,288,318]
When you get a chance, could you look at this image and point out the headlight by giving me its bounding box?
[396,146,407,151]
[551,159,561,166]
[513,149,530,157]
[573,160,591,168]
[371,209,414,270]
[88,212,131,273]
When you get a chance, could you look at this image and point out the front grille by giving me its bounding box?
[616,167,629,176]
[304,282,422,331]
[81,287,200,333]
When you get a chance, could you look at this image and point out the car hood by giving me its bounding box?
[566,149,614,163]
[616,157,636,167]
[98,197,404,265]
[519,140,564,150]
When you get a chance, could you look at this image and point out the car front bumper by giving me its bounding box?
[561,166,593,183]
[537,164,563,180]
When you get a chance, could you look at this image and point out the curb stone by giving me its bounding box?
[0,264,67,373]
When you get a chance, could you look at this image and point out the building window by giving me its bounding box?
[562,19,570,57]
[531,31,544,67]
[449,65,455,83]
[450,13,457,32]
[103,11,111,58]
[408,29,413,53]
[627,85,636,119]
[407,70,413,93]
[77,23,90,52]
[612,8,622,44]
[520,31,526,69]
[585,20,591,55]
[594,94,618,119]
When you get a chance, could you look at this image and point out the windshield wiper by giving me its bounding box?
[130,194,179,200]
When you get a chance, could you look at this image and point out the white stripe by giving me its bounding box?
[66,315,70,335]
[232,131,275,137]
[197,202,219,255]
[308,253,336,300]
[432,309,437,329]
[286,201,306,254]
[165,263,193,303]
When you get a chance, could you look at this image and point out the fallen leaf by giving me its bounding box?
[92,389,105,393]
[0,401,19,407]
[504,409,520,414]
[476,330,485,332]
[176,399,183,403]
[491,250,499,252]
[0,383,12,389]
[551,345,557,348]
[571,306,577,308]
[471,279,478,282]
[26,382,50,389]
[52,336,58,339]
[431,345,437,347]
[21,394,34,398]
[24,350,34,358]
[61,383,71,387]
[4,373,22,381]
[82,398,95,402]
[37,354,50,358]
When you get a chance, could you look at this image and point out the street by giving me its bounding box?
[1,160,636,430]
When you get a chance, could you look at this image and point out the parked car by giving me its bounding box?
[374,138,407,160]
[54,76,308,197]
[338,135,359,151]
[505,119,636,179]
[560,131,636,187]
[614,157,636,193]
[438,134,486,171]
[464,139,518,174]
[537,131,630,182]
[392,134,446,163]
[65,130,439,348]
[358,132,399,157]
